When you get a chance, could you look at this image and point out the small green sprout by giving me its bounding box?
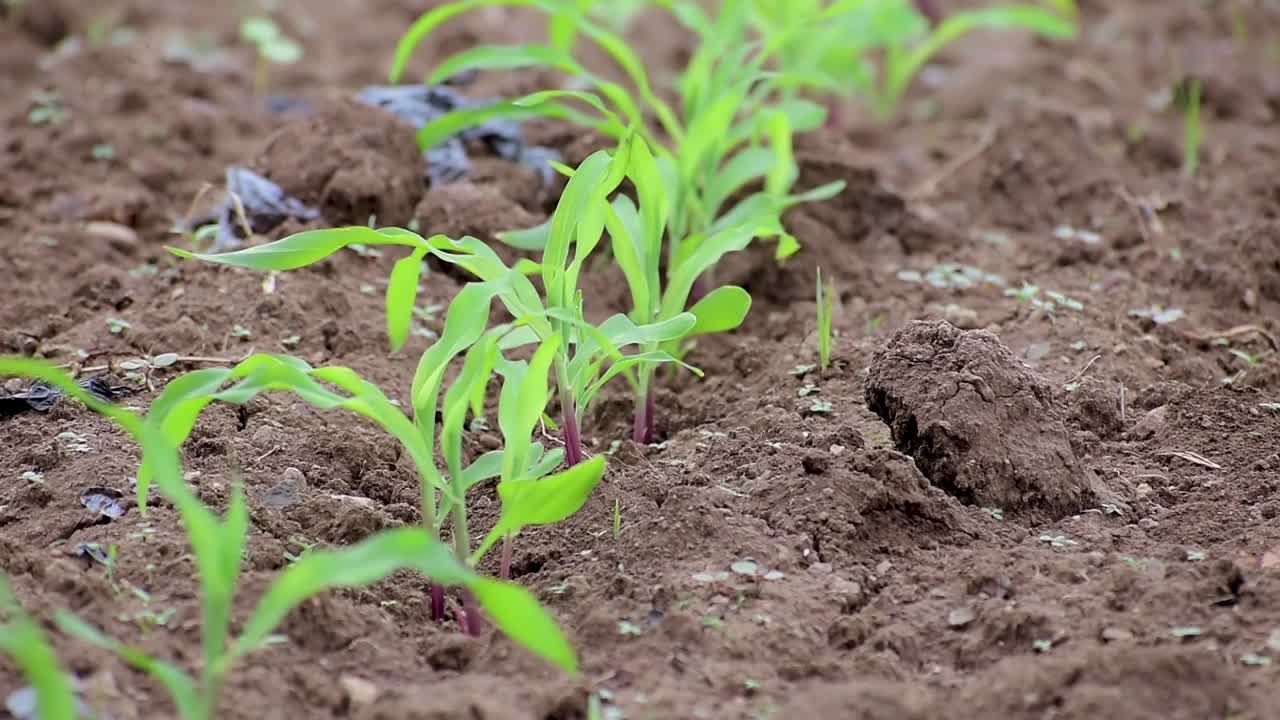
[28,90,68,126]
[91,144,116,161]
[612,497,622,541]
[1180,78,1202,178]
[816,267,834,370]
[239,17,302,94]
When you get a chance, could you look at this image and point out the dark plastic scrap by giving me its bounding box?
[355,84,562,188]
[80,487,127,520]
[184,166,319,251]
[0,375,124,417]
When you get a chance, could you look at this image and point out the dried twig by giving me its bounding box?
[1157,450,1222,470]
[1064,354,1103,387]
[908,124,997,199]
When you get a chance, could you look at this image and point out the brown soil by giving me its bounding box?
[4,1,1280,718]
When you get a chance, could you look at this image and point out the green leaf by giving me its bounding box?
[231,529,463,660]
[429,43,583,84]
[499,336,560,483]
[386,247,429,352]
[390,0,531,83]
[470,576,578,674]
[686,286,751,337]
[56,612,203,718]
[497,455,605,531]
[166,227,447,271]
[496,217,552,251]
[0,576,78,720]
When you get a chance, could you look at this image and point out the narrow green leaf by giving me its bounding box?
[55,612,203,718]
[0,576,77,720]
[390,0,532,83]
[429,43,583,84]
[167,227,441,271]
[470,576,578,674]
[386,247,428,352]
[496,217,552,251]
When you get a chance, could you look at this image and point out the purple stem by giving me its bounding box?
[461,591,484,636]
[631,386,656,445]
[429,583,445,623]
[562,406,585,467]
[499,535,513,581]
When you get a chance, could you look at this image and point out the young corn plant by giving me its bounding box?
[390,0,845,254]
[169,144,698,462]
[750,0,1077,121]
[239,16,302,95]
[0,358,583,720]
[816,267,834,370]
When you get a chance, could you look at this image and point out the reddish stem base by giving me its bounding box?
[562,411,585,466]
[631,388,657,445]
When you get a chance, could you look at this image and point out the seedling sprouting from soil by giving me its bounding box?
[27,90,67,126]
[239,17,301,94]
[171,143,700,460]
[1179,78,1202,178]
[0,357,585,719]
[391,0,844,251]
[816,268,834,370]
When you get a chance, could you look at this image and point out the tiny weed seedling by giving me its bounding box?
[240,16,301,94]
[0,358,583,720]
[816,267,834,370]
[1179,77,1202,178]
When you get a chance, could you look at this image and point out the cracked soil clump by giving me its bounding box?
[864,320,1092,519]
[249,97,424,228]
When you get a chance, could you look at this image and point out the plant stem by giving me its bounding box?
[462,590,483,636]
[499,534,513,580]
[631,380,656,445]
[429,584,445,622]
[555,358,585,466]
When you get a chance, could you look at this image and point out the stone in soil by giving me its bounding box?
[865,319,1094,519]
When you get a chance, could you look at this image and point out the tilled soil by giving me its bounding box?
[3,1,1280,718]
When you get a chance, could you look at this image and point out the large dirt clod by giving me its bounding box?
[865,320,1093,519]
[249,98,424,229]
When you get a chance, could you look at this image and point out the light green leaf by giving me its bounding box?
[166,227,450,271]
[686,286,751,337]
[386,247,429,352]
[496,217,552,251]
[429,43,583,84]
[56,612,202,718]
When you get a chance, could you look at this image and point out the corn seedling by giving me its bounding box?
[240,16,301,94]
[750,0,1076,121]
[391,0,845,252]
[816,267,833,370]
[0,358,582,719]
[169,143,699,460]
[1,573,79,720]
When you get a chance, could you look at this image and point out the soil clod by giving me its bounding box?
[865,320,1094,519]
